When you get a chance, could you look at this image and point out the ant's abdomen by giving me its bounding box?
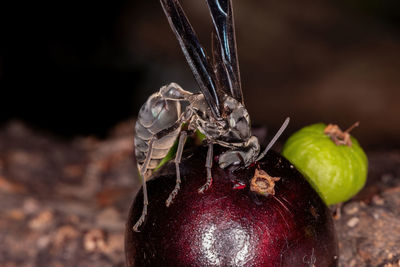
[134,92,181,171]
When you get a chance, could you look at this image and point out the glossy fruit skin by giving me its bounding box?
[282,123,368,205]
[125,146,338,267]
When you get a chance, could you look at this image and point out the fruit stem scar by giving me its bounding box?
[250,168,280,196]
[324,122,359,147]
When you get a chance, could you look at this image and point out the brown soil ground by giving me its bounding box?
[0,121,399,266]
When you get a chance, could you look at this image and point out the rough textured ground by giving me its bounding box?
[0,121,399,266]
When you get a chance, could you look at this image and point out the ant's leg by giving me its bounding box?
[166,131,187,207]
[198,143,213,193]
[133,137,155,232]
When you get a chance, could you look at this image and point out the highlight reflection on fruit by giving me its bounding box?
[282,123,368,205]
[125,146,338,267]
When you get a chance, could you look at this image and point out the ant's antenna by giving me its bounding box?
[256,117,290,162]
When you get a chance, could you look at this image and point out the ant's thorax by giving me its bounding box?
[187,94,254,148]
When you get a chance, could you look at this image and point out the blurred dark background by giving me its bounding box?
[1,0,400,146]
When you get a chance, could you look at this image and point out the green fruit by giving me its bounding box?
[282,123,368,205]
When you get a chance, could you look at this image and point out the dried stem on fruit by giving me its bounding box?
[324,122,359,147]
[250,168,280,196]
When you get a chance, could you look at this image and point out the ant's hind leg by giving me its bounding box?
[166,131,187,207]
[133,137,155,232]
[198,143,213,193]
